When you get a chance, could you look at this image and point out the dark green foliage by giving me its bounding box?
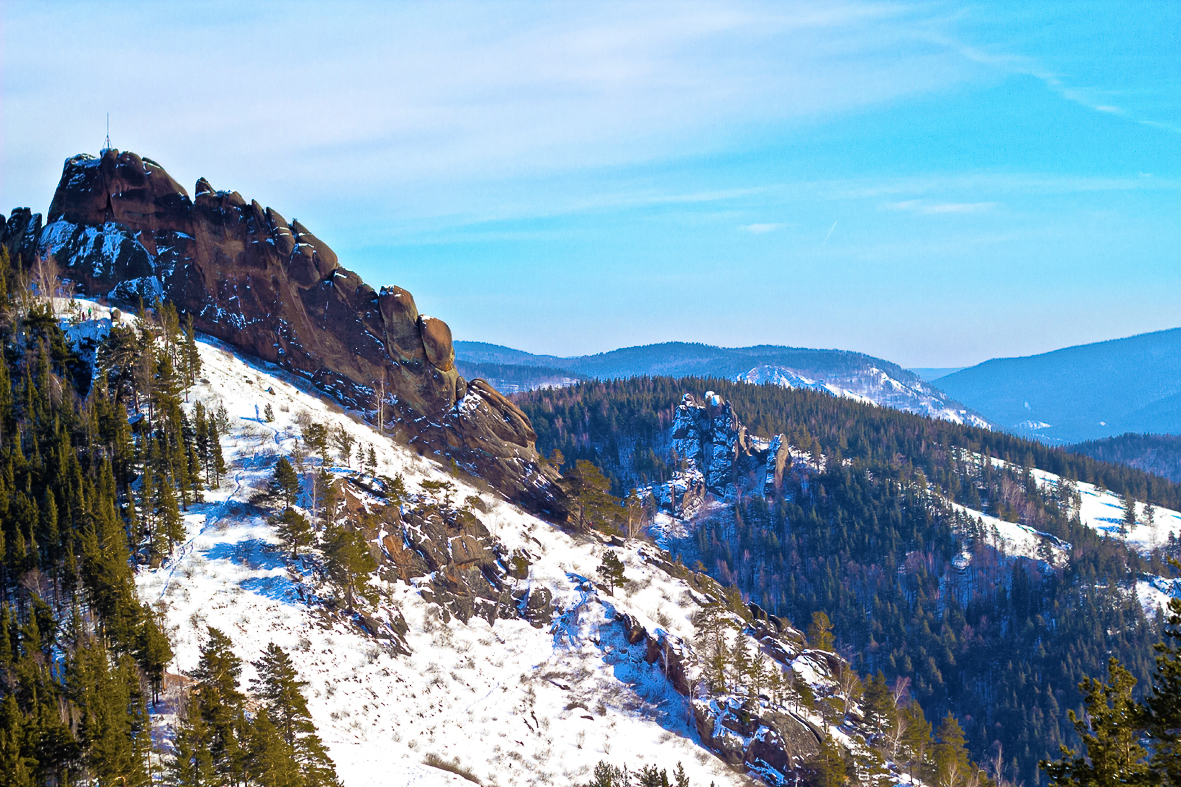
[807,611,834,651]
[807,734,848,787]
[1071,432,1181,484]
[323,524,377,612]
[1041,658,1152,787]
[274,508,314,557]
[1040,591,1181,786]
[252,643,340,787]
[1145,594,1181,784]
[583,760,691,787]
[0,290,182,783]
[268,457,302,509]
[558,459,622,532]
[597,550,626,593]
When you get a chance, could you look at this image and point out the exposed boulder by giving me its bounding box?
[419,315,455,372]
[23,150,561,517]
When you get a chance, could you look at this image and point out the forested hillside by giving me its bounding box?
[1070,432,1181,484]
[516,377,1180,784]
[0,247,336,785]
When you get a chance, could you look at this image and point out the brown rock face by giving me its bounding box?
[31,150,562,517]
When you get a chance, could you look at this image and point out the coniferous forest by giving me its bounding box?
[516,376,1181,784]
[0,246,336,786]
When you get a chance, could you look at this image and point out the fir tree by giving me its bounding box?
[1042,657,1152,787]
[246,708,302,787]
[809,734,848,787]
[558,459,620,532]
[1144,593,1181,784]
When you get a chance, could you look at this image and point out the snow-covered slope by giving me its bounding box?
[41,299,894,787]
[737,364,990,428]
[131,329,744,785]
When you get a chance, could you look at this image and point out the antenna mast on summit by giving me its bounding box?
[104,113,111,152]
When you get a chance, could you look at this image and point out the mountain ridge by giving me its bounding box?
[457,340,990,427]
[934,324,1181,442]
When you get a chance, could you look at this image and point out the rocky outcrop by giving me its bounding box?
[0,208,42,269]
[641,392,792,519]
[19,150,561,516]
[613,590,826,785]
[334,477,552,626]
[692,698,823,777]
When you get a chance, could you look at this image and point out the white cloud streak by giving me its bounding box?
[1,0,979,211]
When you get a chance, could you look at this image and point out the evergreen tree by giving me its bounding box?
[809,733,848,787]
[808,611,835,651]
[862,671,898,741]
[934,712,974,787]
[692,603,732,696]
[558,460,621,533]
[246,708,302,787]
[323,525,377,612]
[253,643,340,786]
[268,457,301,509]
[157,473,184,553]
[274,508,314,557]
[1144,594,1181,784]
[1041,658,1151,787]
[900,702,933,774]
[596,550,626,594]
[181,627,248,785]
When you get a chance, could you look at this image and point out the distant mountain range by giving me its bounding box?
[455,340,989,427]
[932,327,1181,443]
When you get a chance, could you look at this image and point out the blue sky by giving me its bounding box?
[2,0,1178,366]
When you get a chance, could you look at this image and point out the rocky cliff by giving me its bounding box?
[3,150,560,516]
[642,391,794,519]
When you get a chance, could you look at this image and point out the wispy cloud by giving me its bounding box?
[740,223,785,234]
[883,200,996,215]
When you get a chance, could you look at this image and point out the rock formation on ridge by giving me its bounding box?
[2,149,561,516]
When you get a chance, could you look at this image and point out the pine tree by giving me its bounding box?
[862,671,898,741]
[183,627,248,784]
[731,635,750,696]
[900,702,932,773]
[596,550,626,594]
[692,603,731,696]
[208,416,227,488]
[809,734,848,787]
[253,643,340,786]
[274,508,314,557]
[268,457,302,509]
[332,425,354,467]
[934,712,974,787]
[808,611,835,651]
[157,474,184,553]
[246,709,302,787]
[558,459,621,533]
[1144,594,1181,784]
[1042,657,1151,787]
[323,525,377,612]
[182,314,202,389]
